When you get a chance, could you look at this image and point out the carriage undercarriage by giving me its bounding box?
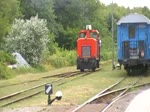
[119,59,149,75]
[124,64,148,75]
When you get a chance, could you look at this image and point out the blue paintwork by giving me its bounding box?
[117,15,150,61]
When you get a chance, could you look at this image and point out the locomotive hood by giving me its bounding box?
[117,13,150,25]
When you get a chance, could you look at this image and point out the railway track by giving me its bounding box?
[0,70,100,107]
[0,71,80,88]
[72,76,150,112]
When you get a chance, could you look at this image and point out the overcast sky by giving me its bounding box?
[99,0,150,9]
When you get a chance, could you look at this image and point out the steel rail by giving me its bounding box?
[1,91,42,107]
[0,72,82,101]
[71,76,147,112]
[71,76,126,112]
[101,76,142,112]
[0,71,95,107]
[0,71,80,88]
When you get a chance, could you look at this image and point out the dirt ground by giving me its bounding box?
[1,86,150,112]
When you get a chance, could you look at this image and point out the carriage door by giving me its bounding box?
[128,25,139,59]
[138,24,146,58]
[123,41,129,59]
[121,25,129,59]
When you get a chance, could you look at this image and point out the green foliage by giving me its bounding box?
[54,0,86,28]
[5,16,52,66]
[20,0,57,33]
[54,0,110,49]
[100,36,117,61]
[56,27,79,49]
[0,51,16,79]
[47,56,69,68]
[0,63,15,79]
[47,33,58,55]
[66,50,77,65]
[0,0,150,76]
[44,49,76,68]
[0,51,16,64]
[101,50,112,61]
[0,0,21,49]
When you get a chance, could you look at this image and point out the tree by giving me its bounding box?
[5,16,52,66]
[55,27,79,50]
[142,6,150,19]
[20,0,57,33]
[0,0,20,49]
[54,0,86,29]
[54,0,109,49]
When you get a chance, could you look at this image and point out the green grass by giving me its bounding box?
[0,66,76,99]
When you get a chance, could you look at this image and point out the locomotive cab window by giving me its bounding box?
[79,32,86,38]
[128,25,135,38]
[90,32,97,38]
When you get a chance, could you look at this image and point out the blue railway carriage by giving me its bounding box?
[117,13,150,74]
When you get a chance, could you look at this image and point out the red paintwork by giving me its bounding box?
[77,29,100,59]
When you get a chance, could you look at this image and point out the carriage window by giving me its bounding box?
[128,25,135,38]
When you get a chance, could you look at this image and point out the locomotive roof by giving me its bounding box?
[79,29,99,33]
[117,13,150,25]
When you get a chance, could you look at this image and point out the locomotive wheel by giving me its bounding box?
[97,60,99,68]
[80,69,84,72]
[92,67,96,72]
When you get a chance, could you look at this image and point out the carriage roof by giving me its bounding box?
[117,13,150,25]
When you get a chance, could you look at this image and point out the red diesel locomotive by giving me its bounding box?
[76,25,101,71]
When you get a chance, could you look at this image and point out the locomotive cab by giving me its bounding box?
[76,25,101,71]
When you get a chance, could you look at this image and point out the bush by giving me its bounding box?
[0,51,16,79]
[62,50,76,66]
[101,50,112,61]
[5,15,53,66]
[0,63,15,79]
[44,49,76,68]
[0,51,16,64]
[47,56,68,68]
